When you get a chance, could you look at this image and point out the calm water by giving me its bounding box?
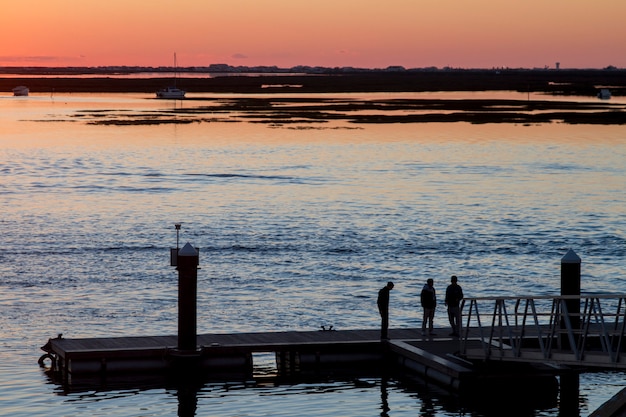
[1,92,625,416]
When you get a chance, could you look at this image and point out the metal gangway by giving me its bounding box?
[460,295,626,369]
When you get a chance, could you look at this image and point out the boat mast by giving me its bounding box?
[173,53,177,88]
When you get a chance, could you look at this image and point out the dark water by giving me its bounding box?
[1,92,624,416]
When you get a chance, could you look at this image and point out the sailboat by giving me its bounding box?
[156,53,186,99]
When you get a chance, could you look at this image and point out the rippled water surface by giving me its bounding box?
[1,93,625,416]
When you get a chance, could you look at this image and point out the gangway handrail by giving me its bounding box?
[465,294,626,301]
[460,294,626,368]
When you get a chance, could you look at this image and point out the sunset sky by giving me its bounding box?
[2,0,625,69]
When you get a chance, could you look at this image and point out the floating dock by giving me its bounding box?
[38,244,626,415]
[38,242,553,391]
[40,326,560,393]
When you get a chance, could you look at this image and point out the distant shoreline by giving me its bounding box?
[2,69,626,95]
[4,70,626,125]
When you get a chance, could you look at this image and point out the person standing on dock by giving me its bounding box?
[377,282,394,340]
[420,279,436,336]
[445,275,463,337]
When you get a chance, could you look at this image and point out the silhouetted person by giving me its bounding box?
[445,275,463,337]
[420,279,436,335]
[377,282,394,340]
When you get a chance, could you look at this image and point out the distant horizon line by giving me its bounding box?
[0,64,623,73]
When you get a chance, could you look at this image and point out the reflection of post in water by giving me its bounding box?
[559,374,580,417]
[380,377,389,417]
[177,383,199,417]
[419,395,435,417]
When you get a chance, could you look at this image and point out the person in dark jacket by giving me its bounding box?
[377,282,394,340]
[420,279,436,335]
[445,275,464,337]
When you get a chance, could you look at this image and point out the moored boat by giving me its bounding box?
[597,88,611,99]
[156,53,185,99]
[12,85,29,96]
[156,86,186,99]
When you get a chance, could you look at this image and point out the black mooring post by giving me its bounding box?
[559,249,582,414]
[177,242,199,352]
[560,249,581,349]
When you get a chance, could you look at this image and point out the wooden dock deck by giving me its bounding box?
[47,328,427,353]
[40,326,559,393]
[43,328,424,379]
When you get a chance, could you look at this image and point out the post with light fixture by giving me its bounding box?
[176,242,199,352]
[170,223,200,353]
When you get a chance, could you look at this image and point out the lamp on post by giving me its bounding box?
[171,223,182,266]
[175,223,181,250]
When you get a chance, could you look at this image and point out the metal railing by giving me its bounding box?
[459,295,626,368]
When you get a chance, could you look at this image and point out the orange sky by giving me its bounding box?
[2,0,625,69]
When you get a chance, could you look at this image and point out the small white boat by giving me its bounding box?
[12,85,29,96]
[156,53,185,99]
[156,86,186,99]
[597,88,611,100]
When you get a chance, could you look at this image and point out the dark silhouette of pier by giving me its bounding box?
[38,244,626,415]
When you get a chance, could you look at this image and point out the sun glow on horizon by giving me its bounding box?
[1,0,625,69]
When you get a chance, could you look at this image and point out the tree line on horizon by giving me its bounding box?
[0,64,622,75]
